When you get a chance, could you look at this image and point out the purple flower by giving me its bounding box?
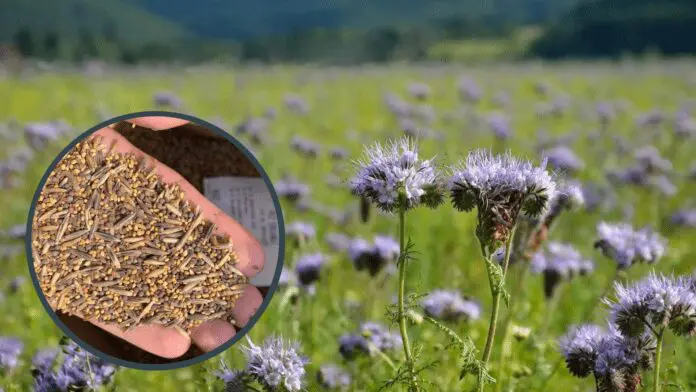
[669,209,696,228]
[608,273,696,338]
[408,82,431,101]
[349,236,399,276]
[8,276,25,293]
[2,223,26,241]
[421,290,482,322]
[291,136,321,158]
[214,359,247,391]
[594,222,666,269]
[274,178,310,203]
[636,109,665,127]
[384,93,412,117]
[317,364,351,389]
[457,77,482,103]
[487,113,512,140]
[675,115,696,138]
[283,94,310,115]
[531,242,593,298]
[295,253,327,287]
[359,322,402,352]
[338,334,369,359]
[286,221,316,246]
[649,175,678,197]
[350,138,443,213]
[559,324,605,377]
[329,147,349,161]
[0,337,23,371]
[448,150,557,245]
[24,122,67,151]
[634,146,672,174]
[325,232,352,252]
[596,102,616,124]
[31,348,58,374]
[153,91,182,108]
[243,336,308,392]
[543,146,584,173]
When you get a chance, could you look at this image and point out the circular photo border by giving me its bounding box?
[24,110,286,370]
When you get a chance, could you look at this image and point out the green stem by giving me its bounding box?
[653,330,664,392]
[397,208,418,391]
[495,261,532,392]
[478,227,516,392]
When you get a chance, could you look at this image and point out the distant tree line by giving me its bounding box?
[8,15,511,64]
[530,0,696,58]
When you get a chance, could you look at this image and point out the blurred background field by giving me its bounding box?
[2,0,696,391]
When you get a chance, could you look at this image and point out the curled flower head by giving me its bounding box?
[594,222,667,269]
[359,322,402,352]
[350,138,443,213]
[243,336,308,392]
[670,208,696,228]
[608,273,696,338]
[559,324,605,377]
[421,289,482,322]
[448,150,557,246]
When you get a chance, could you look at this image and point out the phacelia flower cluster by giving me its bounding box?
[448,150,557,246]
[531,242,594,298]
[243,336,308,392]
[32,341,117,392]
[608,273,696,338]
[348,235,400,276]
[560,324,655,391]
[421,289,482,322]
[350,138,444,213]
[594,222,667,269]
[339,322,402,360]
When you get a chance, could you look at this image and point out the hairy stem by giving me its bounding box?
[495,261,532,392]
[653,329,664,392]
[478,228,516,392]
[397,208,418,391]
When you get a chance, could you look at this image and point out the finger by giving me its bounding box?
[230,284,263,328]
[189,284,262,352]
[92,127,265,277]
[126,117,190,131]
[190,319,236,353]
[92,321,191,359]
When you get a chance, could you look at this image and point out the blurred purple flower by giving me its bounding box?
[153,91,182,108]
[421,289,482,322]
[0,336,23,371]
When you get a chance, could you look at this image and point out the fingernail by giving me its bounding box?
[172,325,190,340]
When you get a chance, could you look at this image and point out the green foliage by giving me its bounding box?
[531,0,696,58]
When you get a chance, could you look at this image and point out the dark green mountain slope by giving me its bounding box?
[532,0,696,57]
[0,0,190,44]
[132,0,579,40]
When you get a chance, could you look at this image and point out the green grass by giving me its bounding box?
[1,60,696,391]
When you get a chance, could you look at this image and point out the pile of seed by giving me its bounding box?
[114,123,259,192]
[31,135,248,333]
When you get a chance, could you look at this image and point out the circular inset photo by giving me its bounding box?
[26,112,284,369]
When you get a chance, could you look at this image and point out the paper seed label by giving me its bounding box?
[204,176,280,287]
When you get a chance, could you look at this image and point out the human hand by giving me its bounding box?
[54,117,265,358]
